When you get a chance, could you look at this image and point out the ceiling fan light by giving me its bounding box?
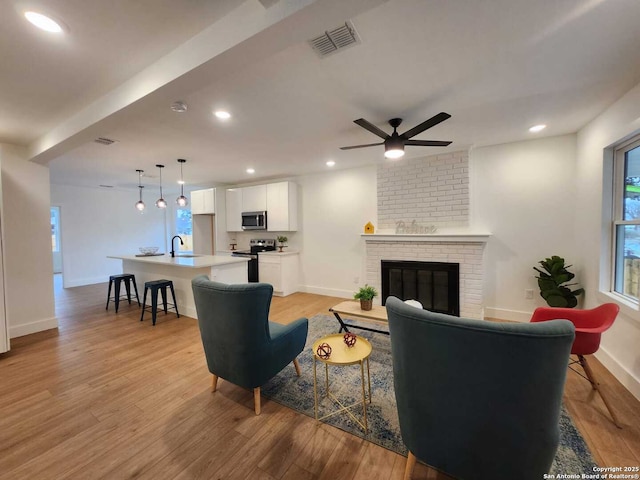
[385,148,405,159]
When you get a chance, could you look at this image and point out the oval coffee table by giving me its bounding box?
[312,333,372,432]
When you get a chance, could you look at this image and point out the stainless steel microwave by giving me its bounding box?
[241,211,267,230]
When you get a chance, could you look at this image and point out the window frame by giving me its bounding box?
[611,135,640,304]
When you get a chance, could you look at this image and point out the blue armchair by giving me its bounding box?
[191,276,308,415]
[385,296,575,480]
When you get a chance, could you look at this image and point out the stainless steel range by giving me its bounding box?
[231,239,276,282]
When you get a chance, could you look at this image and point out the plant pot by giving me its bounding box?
[360,299,373,311]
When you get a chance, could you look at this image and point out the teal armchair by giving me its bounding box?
[385,296,575,480]
[192,276,308,415]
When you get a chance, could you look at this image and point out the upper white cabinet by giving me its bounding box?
[267,181,298,232]
[241,185,267,212]
[191,188,215,215]
[225,188,243,232]
[225,181,298,232]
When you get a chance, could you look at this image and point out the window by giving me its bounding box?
[613,137,640,301]
[176,208,193,252]
[51,207,61,252]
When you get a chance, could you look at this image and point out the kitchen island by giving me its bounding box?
[107,254,249,319]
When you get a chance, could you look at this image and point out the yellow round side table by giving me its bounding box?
[312,334,372,432]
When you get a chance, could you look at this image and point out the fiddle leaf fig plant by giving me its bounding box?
[533,256,584,308]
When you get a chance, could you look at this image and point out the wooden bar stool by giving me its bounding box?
[106,273,140,313]
[140,279,180,326]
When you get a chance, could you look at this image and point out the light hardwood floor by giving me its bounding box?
[0,276,637,480]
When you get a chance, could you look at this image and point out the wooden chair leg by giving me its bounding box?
[578,355,622,429]
[403,451,416,480]
[211,374,218,392]
[293,358,301,376]
[254,387,261,415]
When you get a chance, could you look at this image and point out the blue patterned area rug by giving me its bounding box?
[261,314,598,474]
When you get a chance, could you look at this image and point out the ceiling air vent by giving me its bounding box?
[309,21,360,58]
[94,137,116,146]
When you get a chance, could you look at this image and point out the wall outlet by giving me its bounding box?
[525,289,534,299]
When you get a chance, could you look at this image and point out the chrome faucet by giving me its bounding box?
[170,235,184,257]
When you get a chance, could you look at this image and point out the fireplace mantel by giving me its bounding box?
[361,232,491,243]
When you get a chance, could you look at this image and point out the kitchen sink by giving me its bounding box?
[175,254,201,258]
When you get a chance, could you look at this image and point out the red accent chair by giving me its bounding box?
[530,303,621,428]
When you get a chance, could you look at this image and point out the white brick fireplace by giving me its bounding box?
[371,150,488,319]
[364,235,488,319]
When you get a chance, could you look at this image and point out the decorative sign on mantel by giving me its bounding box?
[395,220,438,235]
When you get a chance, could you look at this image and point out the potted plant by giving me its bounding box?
[533,255,585,308]
[276,235,288,252]
[354,284,378,311]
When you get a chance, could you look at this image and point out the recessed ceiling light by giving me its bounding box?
[214,110,231,120]
[529,124,546,133]
[24,11,64,33]
[326,160,335,167]
[246,168,255,174]
[171,101,188,113]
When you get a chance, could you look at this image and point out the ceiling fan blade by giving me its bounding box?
[401,112,451,139]
[405,140,452,147]
[353,118,389,139]
[340,142,384,150]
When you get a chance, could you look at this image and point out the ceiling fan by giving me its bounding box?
[340,112,452,159]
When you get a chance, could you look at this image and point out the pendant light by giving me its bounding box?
[135,169,145,211]
[155,164,167,208]
[176,158,188,207]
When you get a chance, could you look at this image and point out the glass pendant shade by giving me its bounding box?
[176,159,189,207]
[135,170,145,211]
[155,164,167,209]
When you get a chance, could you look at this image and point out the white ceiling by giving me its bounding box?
[3,0,640,192]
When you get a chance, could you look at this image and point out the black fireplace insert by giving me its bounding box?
[381,260,460,316]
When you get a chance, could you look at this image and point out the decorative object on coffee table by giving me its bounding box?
[276,235,288,252]
[534,255,584,308]
[354,284,378,311]
[343,332,357,347]
[316,342,332,359]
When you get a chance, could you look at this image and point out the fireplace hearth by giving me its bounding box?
[381,260,460,316]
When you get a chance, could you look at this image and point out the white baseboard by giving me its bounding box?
[595,347,640,401]
[483,306,532,323]
[10,317,58,338]
[64,276,107,288]
[298,285,353,299]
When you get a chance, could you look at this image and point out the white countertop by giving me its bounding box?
[108,254,249,269]
[259,249,299,257]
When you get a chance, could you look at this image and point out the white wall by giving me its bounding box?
[470,135,578,321]
[50,184,166,287]
[296,165,378,298]
[0,143,56,338]
[575,80,640,399]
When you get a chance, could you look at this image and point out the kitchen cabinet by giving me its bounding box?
[258,251,299,297]
[241,185,267,212]
[266,181,298,232]
[225,188,243,231]
[191,188,216,215]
